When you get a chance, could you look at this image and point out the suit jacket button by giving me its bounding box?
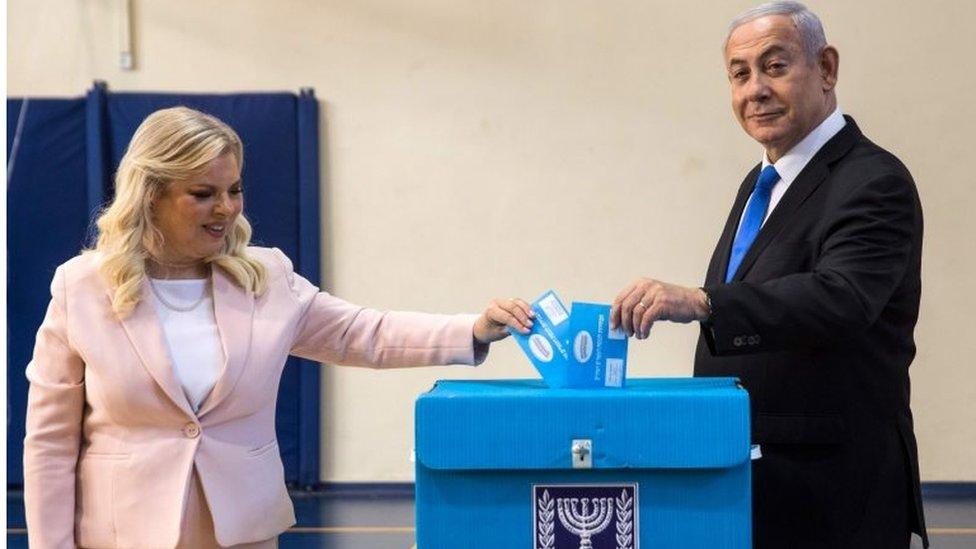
[733,336,743,347]
[183,423,201,438]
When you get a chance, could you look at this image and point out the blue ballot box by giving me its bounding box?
[415,378,751,549]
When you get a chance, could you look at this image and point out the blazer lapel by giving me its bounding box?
[729,116,862,282]
[196,264,255,417]
[707,164,760,285]
[116,283,196,417]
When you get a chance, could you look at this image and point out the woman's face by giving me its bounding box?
[152,152,243,265]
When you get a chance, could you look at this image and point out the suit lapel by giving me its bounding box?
[729,116,862,282]
[196,264,255,417]
[116,283,196,417]
[707,164,760,285]
[728,163,828,282]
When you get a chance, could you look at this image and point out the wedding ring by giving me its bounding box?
[635,302,647,310]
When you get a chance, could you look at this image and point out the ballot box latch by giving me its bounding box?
[571,439,592,469]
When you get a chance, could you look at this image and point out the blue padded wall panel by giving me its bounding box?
[295,89,322,488]
[6,98,91,485]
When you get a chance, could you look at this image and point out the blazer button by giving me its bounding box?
[733,336,744,347]
[182,423,201,438]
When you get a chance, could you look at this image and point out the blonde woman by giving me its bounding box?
[23,106,533,548]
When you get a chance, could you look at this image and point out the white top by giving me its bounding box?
[739,107,847,229]
[149,278,225,412]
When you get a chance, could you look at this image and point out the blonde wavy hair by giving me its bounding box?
[90,106,267,317]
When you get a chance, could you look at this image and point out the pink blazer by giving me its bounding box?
[23,246,483,548]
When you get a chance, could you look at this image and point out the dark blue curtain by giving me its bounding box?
[7,83,322,487]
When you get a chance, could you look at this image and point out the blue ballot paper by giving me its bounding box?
[509,291,629,388]
[508,290,572,385]
[566,302,629,388]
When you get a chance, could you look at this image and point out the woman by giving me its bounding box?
[23,106,534,548]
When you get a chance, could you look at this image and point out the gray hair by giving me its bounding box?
[725,1,828,61]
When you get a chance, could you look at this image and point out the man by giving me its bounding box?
[609,2,926,547]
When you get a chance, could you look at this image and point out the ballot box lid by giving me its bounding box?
[415,377,749,471]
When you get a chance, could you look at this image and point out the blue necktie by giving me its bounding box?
[725,165,780,282]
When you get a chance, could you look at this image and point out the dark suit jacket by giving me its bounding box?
[694,117,927,548]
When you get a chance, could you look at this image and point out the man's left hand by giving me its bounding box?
[610,278,710,339]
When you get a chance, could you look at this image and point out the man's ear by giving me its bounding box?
[819,45,839,92]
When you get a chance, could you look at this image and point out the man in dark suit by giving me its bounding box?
[609,2,926,547]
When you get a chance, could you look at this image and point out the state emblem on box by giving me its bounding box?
[533,483,638,549]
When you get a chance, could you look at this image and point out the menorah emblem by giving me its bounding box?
[556,497,614,549]
[534,484,637,549]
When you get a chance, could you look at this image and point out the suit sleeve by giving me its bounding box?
[270,248,488,367]
[23,266,86,549]
[702,173,919,354]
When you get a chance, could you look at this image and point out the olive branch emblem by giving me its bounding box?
[615,489,634,549]
[537,489,556,549]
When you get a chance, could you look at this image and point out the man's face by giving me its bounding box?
[725,15,836,161]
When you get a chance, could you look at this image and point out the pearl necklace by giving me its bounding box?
[149,277,209,313]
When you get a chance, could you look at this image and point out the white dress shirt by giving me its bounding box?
[149,278,225,412]
[739,107,847,229]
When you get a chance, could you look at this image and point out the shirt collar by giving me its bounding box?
[761,107,846,184]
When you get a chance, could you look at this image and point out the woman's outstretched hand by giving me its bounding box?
[473,298,535,344]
